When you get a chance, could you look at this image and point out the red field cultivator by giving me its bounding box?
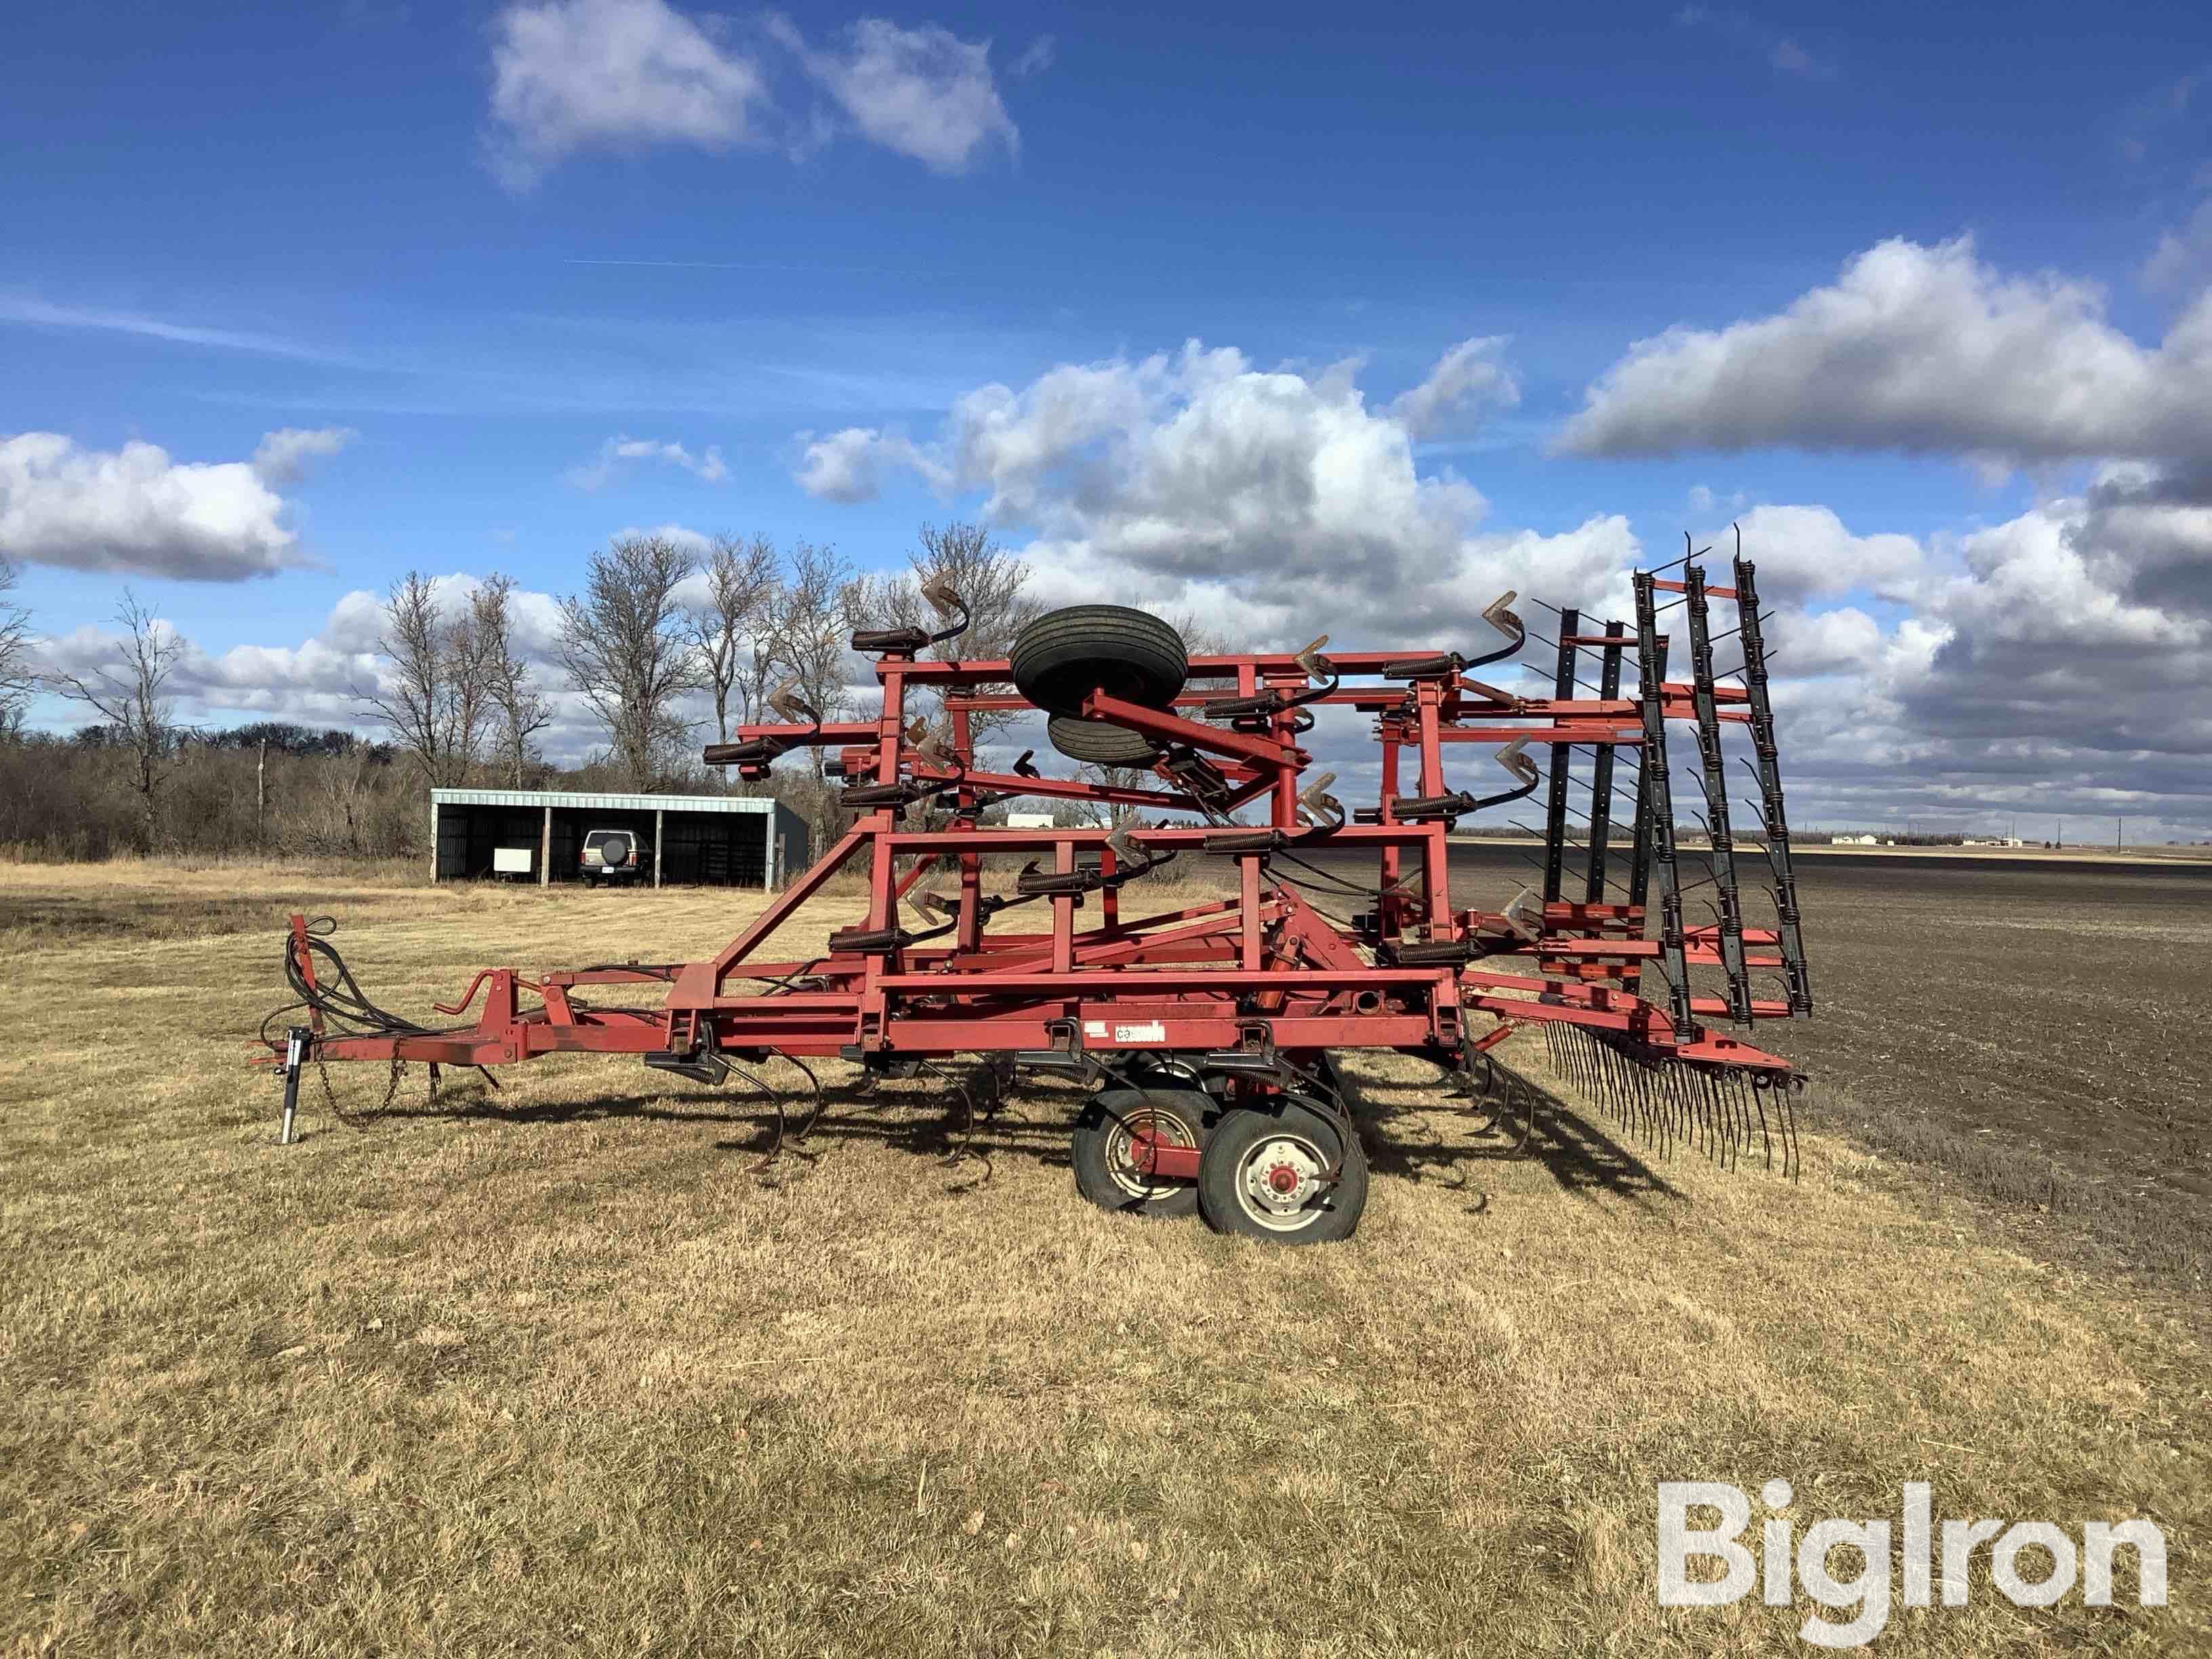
[262,539,1812,1242]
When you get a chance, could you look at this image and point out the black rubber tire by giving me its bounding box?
[597,833,632,867]
[1196,1098,1368,1244]
[1010,605,1187,718]
[1046,714,1162,767]
[1071,1088,1210,1217]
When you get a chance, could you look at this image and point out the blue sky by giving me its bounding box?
[5,1,2212,832]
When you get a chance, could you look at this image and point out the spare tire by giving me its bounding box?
[1047,714,1162,767]
[1010,605,1187,718]
[596,833,632,867]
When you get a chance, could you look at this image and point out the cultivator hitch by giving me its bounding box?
[255,539,1812,1235]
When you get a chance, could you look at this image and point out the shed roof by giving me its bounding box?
[430,788,779,815]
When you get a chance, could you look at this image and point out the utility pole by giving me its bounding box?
[257,736,268,845]
[2116,815,2123,851]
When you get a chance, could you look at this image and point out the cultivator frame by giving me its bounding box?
[262,538,1813,1237]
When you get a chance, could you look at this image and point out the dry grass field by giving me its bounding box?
[2,859,2207,1656]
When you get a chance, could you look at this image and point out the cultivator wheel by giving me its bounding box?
[1046,713,1164,766]
[1072,1088,1209,1217]
[1009,604,1188,717]
[1197,1098,1369,1244]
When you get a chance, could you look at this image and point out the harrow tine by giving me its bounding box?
[1746,1071,1774,1172]
[785,1055,826,1143]
[1778,1079,1796,1185]
[1687,1065,1713,1162]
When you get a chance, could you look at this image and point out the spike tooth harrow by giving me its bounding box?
[258,545,1814,1236]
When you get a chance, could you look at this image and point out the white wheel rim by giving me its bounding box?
[1235,1130,1330,1231]
[1104,1105,1197,1201]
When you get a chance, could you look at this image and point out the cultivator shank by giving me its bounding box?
[260,537,1812,1239]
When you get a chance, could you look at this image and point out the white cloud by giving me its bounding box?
[566,434,729,491]
[251,426,354,485]
[792,426,922,503]
[1714,503,1923,606]
[2144,194,2212,293]
[787,339,1620,649]
[1387,337,1519,439]
[769,15,1018,173]
[1010,35,1054,78]
[776,331,2212,833]
[487,0,769,186]
[1897,491,2212,767]
[0,430,344,581]
[487,3,1021,184]
[1560,237,2212,468]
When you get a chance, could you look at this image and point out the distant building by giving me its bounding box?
[428,788,808,887]
[1005,811,1057,830]
[1831,833,1879,845]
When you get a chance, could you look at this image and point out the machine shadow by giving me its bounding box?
[343,1065,1081,1175]
[1334,1056,1685,1210]
[348,1054,1683,1210]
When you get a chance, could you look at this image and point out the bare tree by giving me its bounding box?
[762,541,865,841]
[357,572,487,787]
[847,521,1042,746]
[555,534,703,789]
[771,540,863,747]
[0,556,32,734]
[447,600,493,781]
[472,574,553,787]
[46,588,184,850]
[298,746,375,856]
[1164,611,1231,661]
[689,532,781,743]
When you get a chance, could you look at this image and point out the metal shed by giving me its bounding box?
[428,789,809,888]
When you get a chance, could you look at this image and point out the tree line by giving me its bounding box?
[0,524,1051,862]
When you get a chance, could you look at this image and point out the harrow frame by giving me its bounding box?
[262,539,1814,1228]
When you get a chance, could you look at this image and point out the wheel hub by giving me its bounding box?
[1108,1109,1195,1197]
[1241,1136,1324,1217]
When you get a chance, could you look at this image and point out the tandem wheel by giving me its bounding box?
[1196,1097,1369,1244]
[1071,1088,1211,1218]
